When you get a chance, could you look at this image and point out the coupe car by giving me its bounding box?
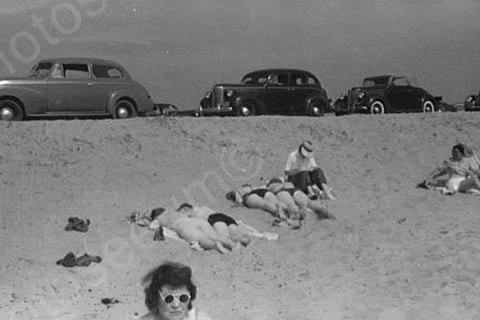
[334,75,442,115]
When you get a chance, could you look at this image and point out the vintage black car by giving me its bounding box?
[197,69,332,116]
[334,75,441,115]
[464,90,480,111]
[0,57,155,121]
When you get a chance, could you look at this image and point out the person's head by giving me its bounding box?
[266,177,284,193]
[177,203,193,213]
[452,144,466,161]
[298,140,314,158]
[143,262,197,320]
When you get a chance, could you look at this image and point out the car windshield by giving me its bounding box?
[241,72,269,85]
[29,63,53,78]
[363,77,389,87]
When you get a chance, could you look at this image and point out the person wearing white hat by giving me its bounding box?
[284,140,335,200]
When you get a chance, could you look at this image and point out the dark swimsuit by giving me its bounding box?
[207,213,238,226]
[242,188,270,207]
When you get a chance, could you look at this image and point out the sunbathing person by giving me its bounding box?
[266,178,336,220]
[148,207,239,254]
[422,143,480,194]
[226,185,302,228]
[176,203,252,247]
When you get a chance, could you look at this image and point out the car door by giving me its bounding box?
[385,77,415,111]
[89,64,126,112]
[288,72,322,115]
[264,72,291,114]
[46,63,95,113]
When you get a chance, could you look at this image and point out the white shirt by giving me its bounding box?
[285,150,317,172]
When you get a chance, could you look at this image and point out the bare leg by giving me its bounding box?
[228,224,251,246]
[458,177,480,193]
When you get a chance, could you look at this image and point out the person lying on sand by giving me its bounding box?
[421,143,480,194]
[285,140,336,200]
[141,261,213,320]
[148,207,240,254]
[266,177,336,220]
[226,185,303,229]
[176,203,252,247]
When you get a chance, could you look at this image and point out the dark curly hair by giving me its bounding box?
[452,143,466,156]
[142,261,197,311]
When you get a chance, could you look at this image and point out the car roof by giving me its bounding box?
[38,57,125,69]
[243,69,317,77]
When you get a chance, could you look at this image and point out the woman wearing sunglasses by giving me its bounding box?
[141,261,212,320]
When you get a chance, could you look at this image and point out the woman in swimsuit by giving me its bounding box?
[149,207,239,254]
[177,203,251,247]
[226,185,302,228]
[424,144,480,194]
[266,178,335,220]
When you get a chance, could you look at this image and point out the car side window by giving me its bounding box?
[307,75,319,86]
[268,73,289,86]
[51,64,64,78]
[290,73,307,86]
[392,77,409,87]
[64,64,89,79]
[92,64,124,79]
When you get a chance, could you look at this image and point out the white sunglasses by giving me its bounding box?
[159,292,191,304]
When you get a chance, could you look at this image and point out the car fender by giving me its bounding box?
[366,95,391,112]
[0,85,46,114]
[307,96,329,112]
[234,96,266,114]
[107,87,153,115]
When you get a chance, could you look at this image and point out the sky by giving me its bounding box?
[0,0,478,108]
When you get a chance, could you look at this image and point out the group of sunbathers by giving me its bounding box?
[420,143,480,195]
[139,140,337,253]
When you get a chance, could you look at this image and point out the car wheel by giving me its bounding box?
[0,99,24,121]
[309,104,325,117]
[114,100,136,119]
[422,100,435,113]
[369,100,385,115]
[236,101,256,117]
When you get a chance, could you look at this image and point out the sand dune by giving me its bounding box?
[1,112,479,320]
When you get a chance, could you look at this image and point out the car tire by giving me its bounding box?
[0,99,24,121]
[422,100,435,113]
[114,100,136,119]
[308,104,325,117]
[369,100,385,115]
[236,101,256,117]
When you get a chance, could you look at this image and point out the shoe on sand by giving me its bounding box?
[75,253,102,267]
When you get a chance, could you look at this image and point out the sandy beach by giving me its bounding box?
[1,112,479,320]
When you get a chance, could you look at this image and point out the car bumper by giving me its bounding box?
[465,104,480,111]
[196,105,234,117]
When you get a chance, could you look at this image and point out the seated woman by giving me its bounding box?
[148,207,239,254]
[226,185,302,228]
[176,203,252,247]
[141,261,212,320]
[266,178,336,220]
[423,143,480,194]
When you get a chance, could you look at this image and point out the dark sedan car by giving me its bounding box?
[464,90,480,111]
[198,69,332,117]
[0,57,154,121]
[334,75,441,115]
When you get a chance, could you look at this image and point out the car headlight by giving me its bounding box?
[204,91,212,99]
[226,89,235,98]
[466,95,474,103]
[357,92,365,99]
